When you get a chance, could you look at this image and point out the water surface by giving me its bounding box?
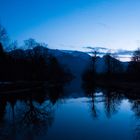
[0,84,139,140]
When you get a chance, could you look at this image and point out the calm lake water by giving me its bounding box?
[0,82,140,140]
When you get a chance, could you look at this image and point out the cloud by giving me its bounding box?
[84,46,108,51]
[84,46,134,56]
[114,49,134,56]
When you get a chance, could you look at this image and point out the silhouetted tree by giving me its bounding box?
[48,56,66,83]
[127,48,140,81]
[0,43,7,80]
[24,38,39,49]
[0,24,9,47]
[0,42,4,56]
[82,48,98,85]
[103,89,122,118]
[0,25,71,83]
[9,40,18,51]
[104,53,123,77]
[104,53,112,75]
[132,48,140,62]
[91,49,97,74]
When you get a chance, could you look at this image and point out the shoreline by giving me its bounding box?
[96,79,140,98]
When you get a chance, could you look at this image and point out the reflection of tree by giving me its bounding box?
[131,100,140,118]
[134,123,140,140]
[21,100,52,126]
[0,87,56,140]
[90,93,98,119]
[19,98,54,136]
[82,81,98,119]
[0,95,18,140]
[130,100,140,140]
[47,85,64,104]
[0,96,7,122]
[103,89,122,118]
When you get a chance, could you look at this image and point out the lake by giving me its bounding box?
[0,82,139,140]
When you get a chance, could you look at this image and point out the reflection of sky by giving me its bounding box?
[46,97,135,140]
[1,0,140,53]
[1,93,138,140]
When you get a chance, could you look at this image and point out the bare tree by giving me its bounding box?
[91,49,97,73]
[9,40,18,51]
[104,51,112,75]
[87,47,102,73]
[24,38,39,49]
[132,48,140,62]
[0,24,9,48]
[104,50,123,74]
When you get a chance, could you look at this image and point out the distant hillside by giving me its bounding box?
[9,46,129,79]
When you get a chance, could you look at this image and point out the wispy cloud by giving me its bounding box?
[114,49,133,56]
[84,46,108,51]
[84,46,134,56]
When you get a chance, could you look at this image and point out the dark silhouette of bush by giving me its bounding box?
[126,48,140,81]
[0,43,73,84]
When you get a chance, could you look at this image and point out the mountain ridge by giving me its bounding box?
[9,46,128,79]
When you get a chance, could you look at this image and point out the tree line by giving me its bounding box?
[1,23,140,84]
[82,47,140,84]
[0,24,73,83]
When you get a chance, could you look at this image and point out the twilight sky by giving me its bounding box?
[0,0,140,53]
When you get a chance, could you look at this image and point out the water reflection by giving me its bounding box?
[103,89,122,118]
[82,81,140,140]
[0,85,64,140]
[0,82,139,140]
[129,98,140,140]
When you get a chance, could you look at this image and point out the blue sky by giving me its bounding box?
[0,0,140,54]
